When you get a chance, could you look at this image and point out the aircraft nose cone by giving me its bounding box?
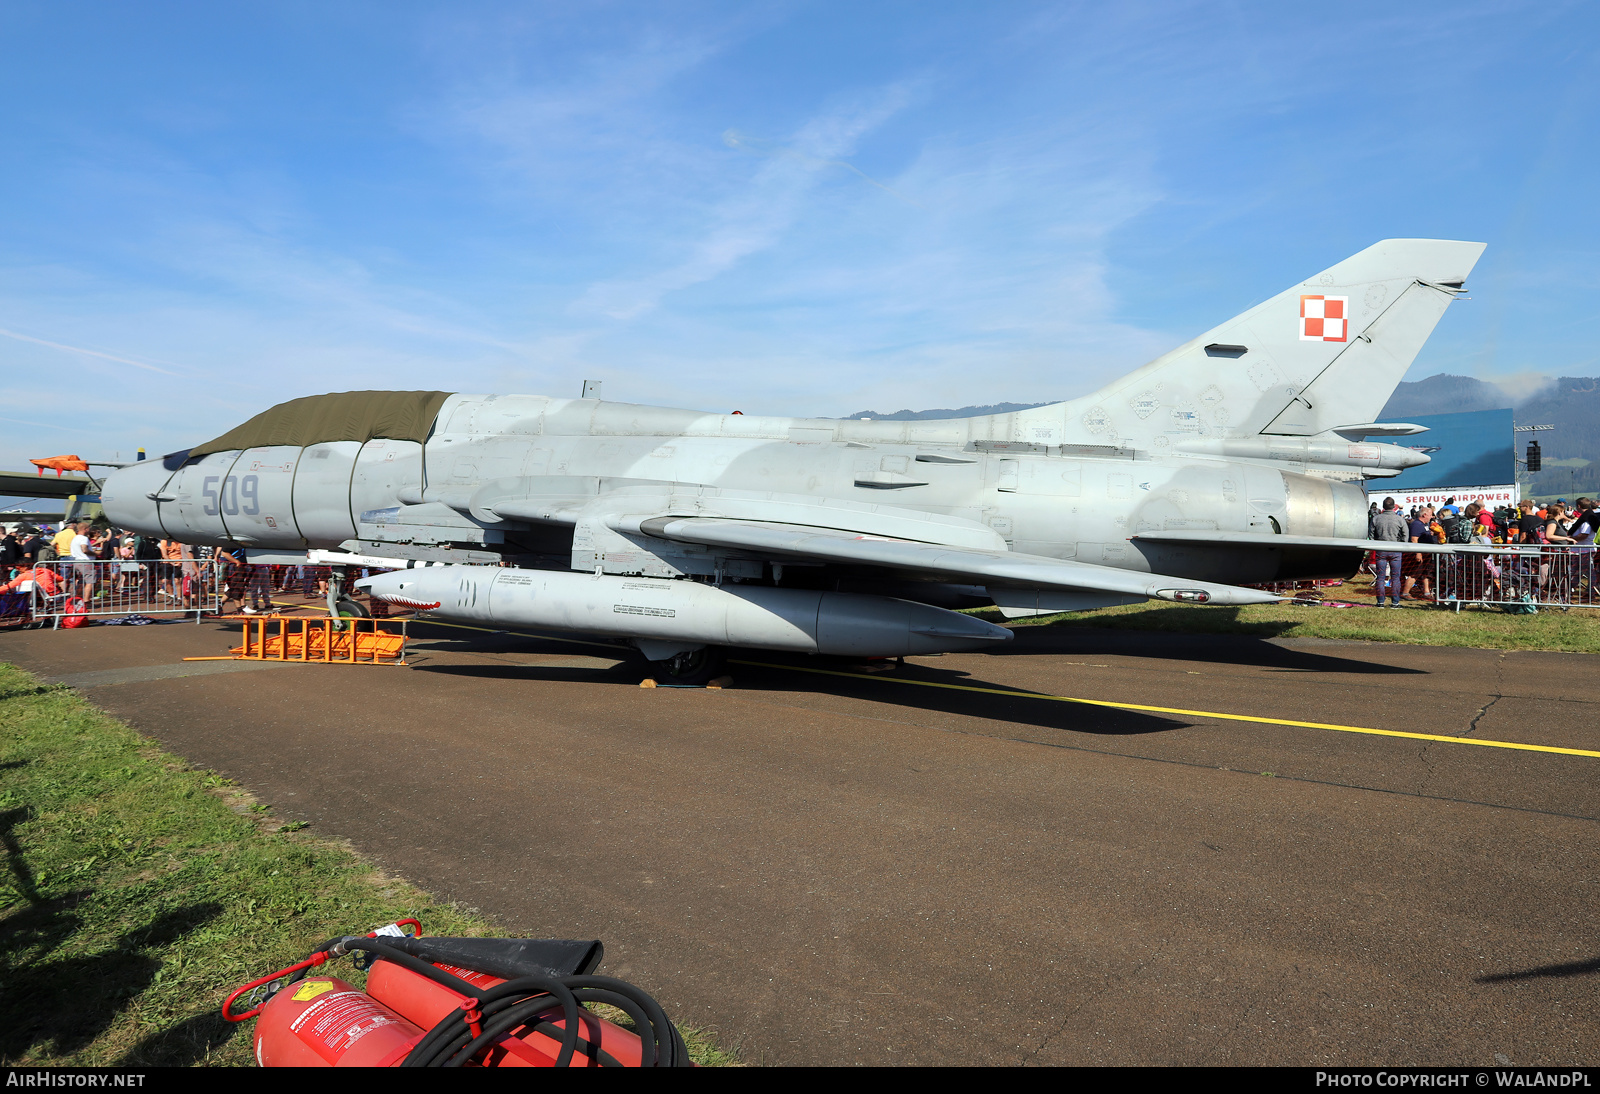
[355,571,402,597]
[1369,442,1431,471]
[101,460,173,537]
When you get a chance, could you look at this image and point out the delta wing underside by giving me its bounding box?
[623,516,1283,607]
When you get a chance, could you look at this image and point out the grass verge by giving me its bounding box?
[971,579,1600,654]
[0,662,736,1066]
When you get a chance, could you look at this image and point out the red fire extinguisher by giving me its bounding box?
[223,921,686,1067]
[252,975,426,1067]
[364,956,645,1067]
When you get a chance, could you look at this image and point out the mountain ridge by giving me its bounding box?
[839,402,1048,421]
[1377,374,1512,417]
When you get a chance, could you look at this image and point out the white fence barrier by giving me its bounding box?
[27,557,223,627]
[1432,543,1597,612]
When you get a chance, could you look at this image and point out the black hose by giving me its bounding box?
[578,978,687,1066]
[284,936,346,984]
[331,936,485,996]
[442,992,584,1068]
[404,976,583,1068]
[441,975,581,1068]
[419,990,624,1067]
[566,974,689,1066]
[285,934,692,1066]
[567,988,655,1061]
[405,974,692,1067]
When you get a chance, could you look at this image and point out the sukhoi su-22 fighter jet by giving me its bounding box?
[104,238,1482,682]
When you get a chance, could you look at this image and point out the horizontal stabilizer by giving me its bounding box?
[1330,423,1429,440]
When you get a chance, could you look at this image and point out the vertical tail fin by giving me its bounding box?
[1080,239,1485,441]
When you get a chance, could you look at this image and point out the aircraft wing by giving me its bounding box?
[620,515,1284,605]
[0,471,98,500]
[1132,531,1529,555]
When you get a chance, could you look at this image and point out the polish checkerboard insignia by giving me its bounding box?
[1300,295,1348,342]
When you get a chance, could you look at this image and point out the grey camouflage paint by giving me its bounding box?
[103,238,1485,611]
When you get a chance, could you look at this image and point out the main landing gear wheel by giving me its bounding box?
[648,646,728,687]
[335,598,370,619]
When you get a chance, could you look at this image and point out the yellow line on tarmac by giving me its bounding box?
[732,660,1600,761]
[259,597,1591,758]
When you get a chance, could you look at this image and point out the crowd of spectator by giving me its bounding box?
[1366,495,1598,606]
[0,520,362,623]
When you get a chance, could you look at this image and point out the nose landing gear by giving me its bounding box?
[325,566,371,628]
[644,646,728,687]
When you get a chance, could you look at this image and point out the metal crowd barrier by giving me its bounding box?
[1430,543,1598,612]
[28,557,224,627]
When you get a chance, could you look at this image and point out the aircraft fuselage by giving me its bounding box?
[104,393,1371,590]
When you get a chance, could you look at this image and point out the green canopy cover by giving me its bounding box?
[190,390,455,456]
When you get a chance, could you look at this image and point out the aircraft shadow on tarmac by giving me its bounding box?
[415,661,639,685]
[993,618,1427,676]
[1477,956,1600,983]
[742,660,1190,737]
[407,638,1186,736]
[401,617,1421,738]
[410,617,1424,678]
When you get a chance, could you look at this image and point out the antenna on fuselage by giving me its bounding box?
[582,380,603,400]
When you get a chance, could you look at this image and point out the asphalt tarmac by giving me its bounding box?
[2,614,1596,1066]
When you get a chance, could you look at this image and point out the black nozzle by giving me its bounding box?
[381,936,603,981]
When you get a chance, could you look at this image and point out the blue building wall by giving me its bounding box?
[1375,408,1514,491]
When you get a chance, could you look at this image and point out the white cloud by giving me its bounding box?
[0,326,178,375]
[1493,372,1559,404]
[574,85,916,321]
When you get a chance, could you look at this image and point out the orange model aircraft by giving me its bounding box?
[30,455,90,477]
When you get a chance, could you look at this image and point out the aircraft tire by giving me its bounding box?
[335,597,371,618]
[648,645,728,687]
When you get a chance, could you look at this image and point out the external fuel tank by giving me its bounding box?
[356,567,1013,659]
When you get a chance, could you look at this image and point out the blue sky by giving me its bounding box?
[0,1,1596,475]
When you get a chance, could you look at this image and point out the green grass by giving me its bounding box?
[971,576,1600,654]
[0,663,737,1067]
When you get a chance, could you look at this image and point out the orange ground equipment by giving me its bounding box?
[29,454,90,476]
[228,615,409,664]
[224,922,687,1067]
